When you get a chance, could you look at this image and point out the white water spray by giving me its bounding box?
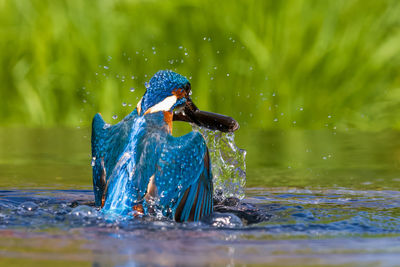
[194,126,247,200]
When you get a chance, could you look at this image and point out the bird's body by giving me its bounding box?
[91,70,238,222]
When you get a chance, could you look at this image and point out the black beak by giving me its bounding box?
[173,98,239,133]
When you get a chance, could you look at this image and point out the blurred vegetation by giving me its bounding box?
[1,0,400,130]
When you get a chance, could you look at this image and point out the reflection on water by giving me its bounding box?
[1,128,400,266]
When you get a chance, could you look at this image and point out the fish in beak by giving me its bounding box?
[173,93,239,133]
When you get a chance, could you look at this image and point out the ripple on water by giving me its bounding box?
[1,189,400,235]
[1,189,400,266]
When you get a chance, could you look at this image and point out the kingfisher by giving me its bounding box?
[91,70,238,222]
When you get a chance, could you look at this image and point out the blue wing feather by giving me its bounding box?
[91,109,140,206]
[91,113,107,206]
[155,132,213,222]
[92,110,213,220]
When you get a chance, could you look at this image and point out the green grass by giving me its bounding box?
[1,0,400,130]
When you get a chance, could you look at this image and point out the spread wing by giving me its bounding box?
[155,131,213,222]
[91,110,139,206]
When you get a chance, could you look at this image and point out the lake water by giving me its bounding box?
[1,128,400,266]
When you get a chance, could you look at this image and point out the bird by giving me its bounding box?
[91,70,238,222]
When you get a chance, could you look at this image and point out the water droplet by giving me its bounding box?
[145,82,150,88]
[322,156,327,160]
[70,205,96,217]
[130,88,135,92]
[184,52,188,56]
[226,73,230,77]
[272,92,276,97]
[103,66,109,69]
[82,99,87,103]
[112,115,118,120]
[122,102,127,107]
[152,46,156,50]
[178,46,183,50]
[299,107,303,111]
[20,201,38,211]
[328,115,332,118]
[293,121,297,124]
[273,118,278,122]
[144,58,148,61]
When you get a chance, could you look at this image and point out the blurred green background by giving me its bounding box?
[1,0,400,130]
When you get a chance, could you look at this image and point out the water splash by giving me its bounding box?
[193,126,246,199]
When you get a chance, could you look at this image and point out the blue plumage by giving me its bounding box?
[91,70,213,221]
[140,70,189,115]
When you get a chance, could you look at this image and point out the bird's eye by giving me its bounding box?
[183,83,191,94]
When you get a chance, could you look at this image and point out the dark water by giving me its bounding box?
[1,128,400,266]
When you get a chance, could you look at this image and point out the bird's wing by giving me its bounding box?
[155,131,213,222]
[91,110,139,206]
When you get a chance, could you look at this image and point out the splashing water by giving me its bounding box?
[193,126,247,199]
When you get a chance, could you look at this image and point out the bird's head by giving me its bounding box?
[137,70,239,132]
[137,70,191,116]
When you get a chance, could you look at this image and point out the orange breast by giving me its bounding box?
[163,111,173,134]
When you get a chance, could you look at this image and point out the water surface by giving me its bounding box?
[1,128,400,266]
